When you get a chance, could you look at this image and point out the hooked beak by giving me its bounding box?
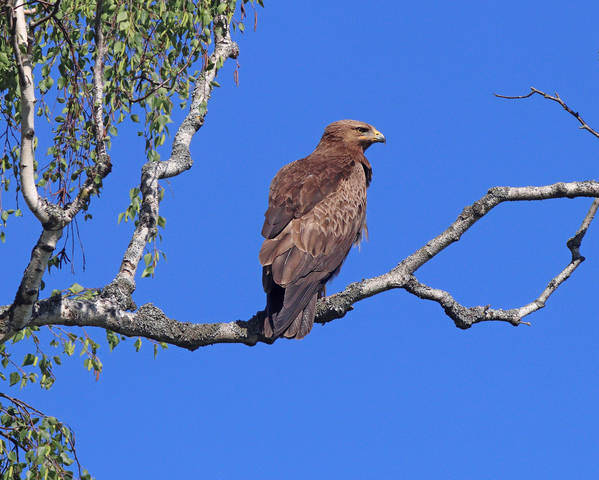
[371,128,386,144]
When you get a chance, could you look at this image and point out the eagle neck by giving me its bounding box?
[313,141,373,186]
[314,139,363,157]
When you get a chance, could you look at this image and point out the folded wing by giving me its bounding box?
[259,155,368,339]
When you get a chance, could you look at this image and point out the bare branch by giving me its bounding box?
[2,180,598,347]
[111,15,239,298]
[319,181,599,328]
[496,87,599,140]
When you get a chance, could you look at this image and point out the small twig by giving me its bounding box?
[496,87,599,140]
[0,393,45,417]
[29,0,62,30]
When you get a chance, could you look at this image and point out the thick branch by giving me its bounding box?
[3,228,62,336]
[10,0,49,224]
[25,297,267,350]
[112,15,239,297]
[2,180,597,348]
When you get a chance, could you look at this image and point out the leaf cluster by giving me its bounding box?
[0,0,260,239]
[0,393,90,480]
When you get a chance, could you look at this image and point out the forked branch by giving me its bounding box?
[496,86,599,139]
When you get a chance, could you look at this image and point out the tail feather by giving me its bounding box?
[298,293,317,339]
[263,266,322,339]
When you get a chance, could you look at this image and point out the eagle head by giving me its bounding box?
[320,119,386,151]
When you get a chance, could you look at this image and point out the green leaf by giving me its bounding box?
[9,372,19,386]
[141,265,154,278]
[134,338,142,352]
[64,342,75,356]
[22,353,37,366]
[68,283,84,294]
[106,330,120,352]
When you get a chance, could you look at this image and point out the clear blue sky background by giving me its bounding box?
[4,0,599,478]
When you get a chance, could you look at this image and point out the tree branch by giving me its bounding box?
[4,0,111,340]
[4,228,63,335]
[110,15,239,299]
[63,0,111,221]
[9,0,49,224]
[29,0,62,30]
[2,180,597,348]
[496,87,599,140]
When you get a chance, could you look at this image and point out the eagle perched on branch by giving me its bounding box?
[259,119,385,339]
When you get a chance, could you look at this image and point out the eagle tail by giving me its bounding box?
[282,293,317,339]
[263,268,321,339]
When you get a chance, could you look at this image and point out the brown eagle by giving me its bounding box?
[259,119,385,339]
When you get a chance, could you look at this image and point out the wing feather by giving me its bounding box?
[261,152,355,239]
[260,160,368,338]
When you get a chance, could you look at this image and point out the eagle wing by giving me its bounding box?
[260,153,355,239]
[259,154,368,339]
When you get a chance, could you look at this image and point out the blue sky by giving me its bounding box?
[4,0,599,478]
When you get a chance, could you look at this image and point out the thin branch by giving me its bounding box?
[63,0,111,221]
[496,87,599,140]
[127,39,203,104]
[0,393,45,417]
[29,0,62,30]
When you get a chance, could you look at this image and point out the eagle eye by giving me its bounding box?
[356,126,369,133]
